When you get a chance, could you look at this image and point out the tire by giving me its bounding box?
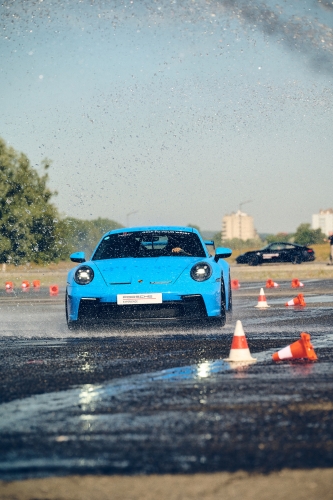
[220,276,226,304]
[207,306,226,327]
[292,255,302,264]
[228,272,232,311]
[213,278,227,326]
[67,320,81,331]
[219,304,226,326]
[248,255,260,266]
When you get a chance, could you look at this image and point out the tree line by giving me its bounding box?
[0,137,326,264]
[213,224,326,250]
[0,138,122,264]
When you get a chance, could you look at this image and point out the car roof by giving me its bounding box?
[269,242,305,247]
[108,226,196,235]
[269,241,293,245]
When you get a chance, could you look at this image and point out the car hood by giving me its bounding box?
[94,257,204,285]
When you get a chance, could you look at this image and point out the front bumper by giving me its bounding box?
[72,294,210,322]
[67,273,225,322]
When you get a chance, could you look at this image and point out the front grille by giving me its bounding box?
[78,295,207,322]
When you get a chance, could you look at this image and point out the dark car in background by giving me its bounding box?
[236,242,315,266]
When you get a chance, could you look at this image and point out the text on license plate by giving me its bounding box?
[262,253,279,259]
[117,293,162,305]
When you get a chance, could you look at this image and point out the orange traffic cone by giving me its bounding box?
[266,279,279,288]
[224,320,256,362]
[5,281,13,290]
[285,293,306,307]
[255,288,270,308]
[21,280,30,290]
[272,332,317,361]
[33,280,41,288]
[291,278,304,288]
[49,284,59,296]
[231,279,240,290]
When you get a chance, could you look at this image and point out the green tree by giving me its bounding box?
[62,217,123,258]
[222,238,262,250]
[212,233,262,250]
[266,232,293,244]
[212,231,222,248]
[187,223,200,232]
[293,223,326,246]
[0,138,66,264]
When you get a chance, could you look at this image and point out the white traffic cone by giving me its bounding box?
[255,288,270,308]
[224,320,256,362]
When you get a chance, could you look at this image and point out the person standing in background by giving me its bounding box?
[328,232,333,265]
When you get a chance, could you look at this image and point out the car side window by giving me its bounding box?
[269,243,286,251]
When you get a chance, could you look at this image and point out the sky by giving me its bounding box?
[1,0,333,234]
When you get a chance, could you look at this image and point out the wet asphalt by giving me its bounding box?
[0,279,332,480]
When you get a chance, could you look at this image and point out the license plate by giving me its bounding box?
[262,253,279,259]
[117,293,162,305]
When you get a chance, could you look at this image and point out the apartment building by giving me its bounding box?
[222,210,257,241]
[312,209,333,236]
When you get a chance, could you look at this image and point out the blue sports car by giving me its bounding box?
[66,226,232,329]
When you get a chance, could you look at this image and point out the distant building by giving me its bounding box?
[312,208,333,236]
[222,210,257,241]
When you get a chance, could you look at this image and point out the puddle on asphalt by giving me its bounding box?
[302,295,333,303]
[265,294,333,305]
[1,352,333,436]
[0,339,68,349]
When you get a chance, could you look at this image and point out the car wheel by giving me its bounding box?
[207,305,226,327]
[66,291,81,331]
[228,272,232,311]
[218,304,226,326]
[292,255,302,264]
[215,279,227,326]
[248,255,260,266]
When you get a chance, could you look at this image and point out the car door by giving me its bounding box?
[284,243,298,262]
[277,243,293,262]
[261,243,285,263]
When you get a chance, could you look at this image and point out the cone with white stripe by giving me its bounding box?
[272,332,317,362]
[285,293,306,307]
[291,278,304,288]
[266,279,279,288]
[224,320,256,362]
[255,288,270,308]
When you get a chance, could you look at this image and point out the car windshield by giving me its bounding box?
[260,244,271,251]
[92,231,206,260]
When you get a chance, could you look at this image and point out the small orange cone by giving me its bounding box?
[266,279,279,288]
[224,320,256,362]
[231,279,240,290]
[33,280,41,288]
[49,284,59,296]
[291,278,304,288]
[255,288,270,308]
[21,280,30,289]
[285,293,306,307]
[272,332,317,361]
[5,281,13,290]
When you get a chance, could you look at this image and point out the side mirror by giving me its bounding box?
[70,251,86,263]
[214,247,232,262]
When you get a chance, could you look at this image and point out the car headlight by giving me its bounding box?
[74,265,94,285]
[190,262,212,282]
